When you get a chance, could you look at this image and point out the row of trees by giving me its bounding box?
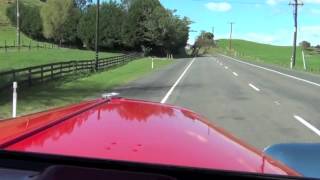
[7,0,191,56]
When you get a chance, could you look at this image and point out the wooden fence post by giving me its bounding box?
[29,40,31,51]
[60,63,63,76]
[4,40,7,52]
[75,61,78,74]
[12,70,16,81]
[40,66,44,82]
[28,68,32,86]
[51,64,54,80]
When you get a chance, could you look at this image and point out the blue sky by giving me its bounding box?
[159,0,320,46]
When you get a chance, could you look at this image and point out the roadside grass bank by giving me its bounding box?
[209,39,320,73]
[0,58,172,119]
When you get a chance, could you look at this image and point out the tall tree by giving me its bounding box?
[6,3,43,39]
[78,1,126,49]
[299,41,311,49]
[40,0,80,44]
[77,5,96,49]
[99,1,126,49]
[125,0,162,49]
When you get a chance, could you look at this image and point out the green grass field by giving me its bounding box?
[210,39,320,73]
[0,49,121,71]
[0,58,172,119]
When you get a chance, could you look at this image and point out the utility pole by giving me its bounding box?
[289,0,303,69]
[229,22,234,51]
[16,0,20,48]
[95,0,100,71]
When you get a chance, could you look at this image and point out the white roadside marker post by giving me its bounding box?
[152,57,154,69]
[302,50,306,70]
[12,81,18,118]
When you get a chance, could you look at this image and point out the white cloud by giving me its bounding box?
[205,2,231,12]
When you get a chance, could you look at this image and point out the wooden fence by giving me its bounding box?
[0,53,141,91]
[0,41,57,52]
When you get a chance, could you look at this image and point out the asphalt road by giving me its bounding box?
[114,55,320,149]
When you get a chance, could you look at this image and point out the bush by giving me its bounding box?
[299,41,311,49]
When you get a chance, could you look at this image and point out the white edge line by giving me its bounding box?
[233,72,238,77]
[220,54,320,88]
[249,83,260,92]
[160,58,196,104]
[294,115,320,136]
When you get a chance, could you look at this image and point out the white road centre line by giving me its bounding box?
[233,72,238,77]
[224,66,229,69]
[160,58,196,104]
[220,54,320,88]
[249,83,260,92]
[294,115,320,136]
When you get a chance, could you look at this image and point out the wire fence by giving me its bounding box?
[0,53,141,91]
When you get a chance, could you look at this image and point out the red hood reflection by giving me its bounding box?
[3,98,298,176]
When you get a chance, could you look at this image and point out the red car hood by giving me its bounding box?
[0,98,298,176]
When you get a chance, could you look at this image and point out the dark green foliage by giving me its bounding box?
[78,1,126,50]
[6,3,44,39]
[77,5,96,49]
[41,0,81,45]
[99,1,126,49]
[299,41,311,49]
[124,0,190,55]
[6,0,190,55]
[194,31,215,48]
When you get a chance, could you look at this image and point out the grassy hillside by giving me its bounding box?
[0,0,43,45]
[211,39,320,73]
[0,0,121,72]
